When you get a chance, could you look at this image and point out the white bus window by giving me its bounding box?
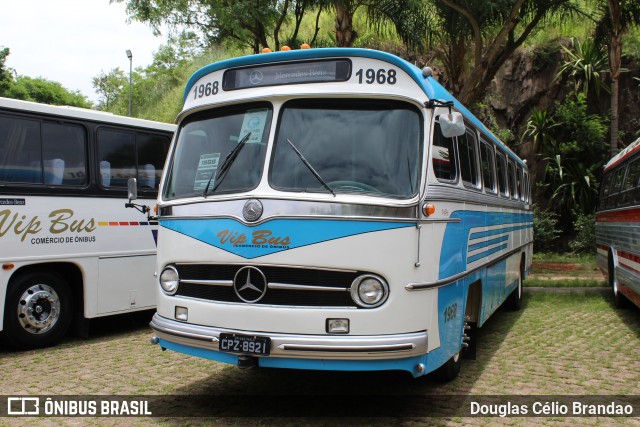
[458,130,479,187]
[480,140,496,194]
[42,122,87,186]
[432,122,456,182]
[0,116,41,183]
[98,129,136,188]
[496,151,508,197]
[270,100,421,198]
[137,134,170,190]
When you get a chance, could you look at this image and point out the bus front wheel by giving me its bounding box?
[3,270,73,350]
[431,351,462,382]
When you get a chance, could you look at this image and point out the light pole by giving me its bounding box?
[126,49,132,116]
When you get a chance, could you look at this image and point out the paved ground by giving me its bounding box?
[0,291,639,426]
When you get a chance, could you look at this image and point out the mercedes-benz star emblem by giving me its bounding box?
[243,199,263,222]
[233,266,268,303]
[249,70,263,85]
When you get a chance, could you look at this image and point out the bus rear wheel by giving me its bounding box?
[609,253,630,308]
[3,270,72,350]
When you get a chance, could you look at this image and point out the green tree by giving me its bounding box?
[5,76,90,107]
[113,0,314,53]
[593,0,640,157]
[0,47,13,96]
[425,0,580,104]
[557,37,609,97]
[92,68,128,111]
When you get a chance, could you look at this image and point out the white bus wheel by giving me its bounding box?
[3,271,73,350]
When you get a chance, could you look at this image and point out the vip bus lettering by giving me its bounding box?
[0,209,42,242]
[217,229,291,247]
[0,208,96,242]
[49,209,96,234]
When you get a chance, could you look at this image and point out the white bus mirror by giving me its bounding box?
[439,112,465,138]
[127,178,138,202]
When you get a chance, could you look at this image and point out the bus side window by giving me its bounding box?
[137,133,170,190]
[0,115,42,183]
[458,130,479,188]
[496,151,508,197]
[42,122,87,186]
[524,170,530,203]
[516,165,524,201]
[607,168,625,208]
[480,140,496,194]
[98,129,136,188]
[432,122,457,182]
[508,159,518,199]
[599,173,612,209]
[620,157,640,205]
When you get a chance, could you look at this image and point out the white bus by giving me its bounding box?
[142,48,533,380]
[596,137,640,309]
[0,97,175,349]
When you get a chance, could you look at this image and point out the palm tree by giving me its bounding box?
[594,0,640,157]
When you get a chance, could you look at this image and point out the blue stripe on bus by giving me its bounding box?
[467,243,509,264]
[160,217,413,259]
[469,223,532,240]
[468,235,509,252]
[439,211,533,280]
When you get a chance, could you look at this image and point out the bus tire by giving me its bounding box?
[3,270,73,350]
[609,252,629,308]
[504,260,523,311]
[431,351,461,382]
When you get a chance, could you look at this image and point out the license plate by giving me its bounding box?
[219,333,271,356]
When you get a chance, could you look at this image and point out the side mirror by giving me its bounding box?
[127,178,138,202]
[439,112,465,138]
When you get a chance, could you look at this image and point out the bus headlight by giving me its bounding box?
[160,266,179,295]
[350,275,388,308]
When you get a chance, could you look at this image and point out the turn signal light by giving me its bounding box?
[262,47,272,53]
[423,203,436,216]
[301,43,311,49]
[281,45,291,51]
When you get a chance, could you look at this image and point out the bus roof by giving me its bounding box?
[604,136,640,172]
[0,96,176,132]
[185,48,524,168]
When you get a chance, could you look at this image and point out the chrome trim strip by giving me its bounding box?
[277,343,415,352]
[150,313,428,360]
[268,282,348,292]
[181,279,234,287]
[176,262,358,274]
[405,244,530,291]
[160,198,419,225]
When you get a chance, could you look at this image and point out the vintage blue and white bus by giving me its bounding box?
[596,137,640,309]
[140,48,533,380]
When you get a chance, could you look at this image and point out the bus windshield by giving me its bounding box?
[164,102,272,200]
[271,100,422,198]
[165,99,422,200]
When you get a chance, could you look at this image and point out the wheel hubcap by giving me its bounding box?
[17,284,60,334]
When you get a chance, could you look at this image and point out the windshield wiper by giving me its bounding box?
[202,131,252,197]
[286,138,335,197]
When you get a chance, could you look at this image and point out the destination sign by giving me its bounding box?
[223,59,351,91]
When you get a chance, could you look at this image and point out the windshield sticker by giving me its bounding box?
[239,109,268,144]
[193,153,221,191]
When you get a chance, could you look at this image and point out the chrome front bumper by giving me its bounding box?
[150,313,428,360]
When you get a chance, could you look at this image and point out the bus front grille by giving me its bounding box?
[173,264,360,308]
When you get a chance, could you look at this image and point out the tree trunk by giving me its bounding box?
[335,1,356,47]
[608,0,622,157]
